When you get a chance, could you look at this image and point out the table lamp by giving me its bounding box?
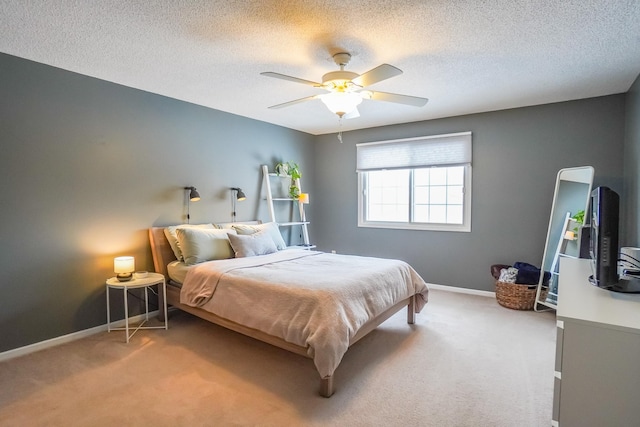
[114,256,135,282]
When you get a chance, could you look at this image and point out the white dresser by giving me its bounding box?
[554,258,640,426]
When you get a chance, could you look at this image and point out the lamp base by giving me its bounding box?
[116,273,133,282]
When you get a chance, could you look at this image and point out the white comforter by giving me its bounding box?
[180,250,429,378]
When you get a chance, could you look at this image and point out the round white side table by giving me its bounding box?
[106,272,168,343]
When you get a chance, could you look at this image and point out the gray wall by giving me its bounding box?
[0,49,633,354]
[623,73,640,246]
[313,96,626,291]
[0,53,315,352]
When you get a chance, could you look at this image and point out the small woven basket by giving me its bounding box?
[495,281,548,310]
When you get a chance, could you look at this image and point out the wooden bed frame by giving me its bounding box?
[148,227,416,397]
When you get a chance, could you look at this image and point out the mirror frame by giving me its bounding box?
[534,166,594,311]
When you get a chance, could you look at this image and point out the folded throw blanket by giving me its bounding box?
[498,267,518,283]
[514,262,551,286]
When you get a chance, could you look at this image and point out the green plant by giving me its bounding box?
[571,210,585,233]
[571,210,585,224]
[275,161,302,199]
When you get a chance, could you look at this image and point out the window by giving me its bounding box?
[357,132,472,232]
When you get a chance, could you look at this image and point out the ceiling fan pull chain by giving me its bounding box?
[337,117,343,143]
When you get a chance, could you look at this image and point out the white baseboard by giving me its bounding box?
[428,283,496,298]
[0,310,159,363]
[1,286,495,361]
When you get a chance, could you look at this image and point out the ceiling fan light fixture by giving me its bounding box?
[322,71,359,89]
[320,92,363,117]
[262,51,428,121]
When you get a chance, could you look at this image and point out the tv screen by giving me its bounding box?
[589,186,619,289]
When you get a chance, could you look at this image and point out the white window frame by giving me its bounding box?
[357,132,472,232]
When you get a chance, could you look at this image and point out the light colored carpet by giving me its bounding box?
[0,289,556,426]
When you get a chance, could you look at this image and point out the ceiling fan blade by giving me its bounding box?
[261,72,321,87]
[367,91,429,107]
[267,95,320,109]
[351,64,403,87]
[343,108,360,119]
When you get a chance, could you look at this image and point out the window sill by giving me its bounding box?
[357,221,471,232]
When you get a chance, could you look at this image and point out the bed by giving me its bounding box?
[148,225,429,397]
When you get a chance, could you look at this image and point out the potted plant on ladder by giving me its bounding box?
[275,161,302,199]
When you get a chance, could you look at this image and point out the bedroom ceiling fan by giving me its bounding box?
[261,52,429,119]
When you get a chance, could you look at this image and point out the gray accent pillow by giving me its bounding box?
[228,231,278,258]
[232,222,287,250]
[214,220,261,230]
[175,227,236,265]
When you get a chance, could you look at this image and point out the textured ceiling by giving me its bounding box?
[1,1,640,135]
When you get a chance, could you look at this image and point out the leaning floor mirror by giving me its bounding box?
[534,166,594,312]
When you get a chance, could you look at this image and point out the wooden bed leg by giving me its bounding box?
[158,282,167,322]
[407,295,416,324]
[320,376,334,398]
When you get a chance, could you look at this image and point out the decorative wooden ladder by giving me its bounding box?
[261,165,313,249]
[535,211,579,310]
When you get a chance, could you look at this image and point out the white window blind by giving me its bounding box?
[356,131,472,172]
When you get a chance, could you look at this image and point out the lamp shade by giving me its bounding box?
[320,92,362,117]
[114,256,135,282]
[188,187,200,201]
[233,188,246,201]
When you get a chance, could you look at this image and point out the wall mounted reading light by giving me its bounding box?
[231,187,246,222]
[185,186,200,201]
[114,256,135,282]
[184,186,200,223]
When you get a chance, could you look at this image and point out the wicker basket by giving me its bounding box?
[495,281,548,310]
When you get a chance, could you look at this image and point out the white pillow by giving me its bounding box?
[176,227,236,265]
[164,223,215,261]
[232,222,287,250]
[228,231,278,258]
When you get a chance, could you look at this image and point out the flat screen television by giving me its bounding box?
[589,186,640,293]
[589,186,619,289]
